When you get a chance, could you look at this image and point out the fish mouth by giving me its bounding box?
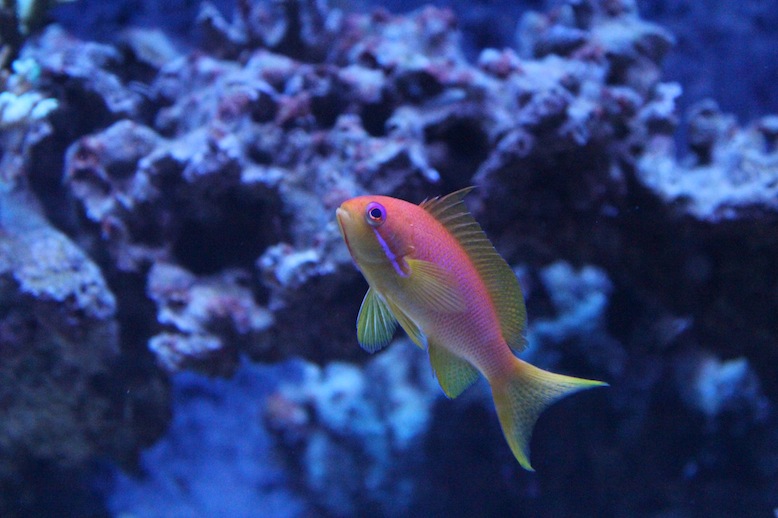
[336,207,355,258]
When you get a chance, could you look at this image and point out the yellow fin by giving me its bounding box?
[428,341,480,398]
[490,358,607,470]
[386,298,427,350]
[400,258,466,313]
[357,287,397,353]
[420,188,527,352]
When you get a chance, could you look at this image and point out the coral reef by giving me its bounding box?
[637,100,778,221]
[266,340,438,516]
[147,261,274,375]
[676,351,768,424]
[110,341,437,517]
[108,359,312,518]
[0,190,168,517]
[525,261,625,378]
[360,0,778,121]
[0,0,74,68]
[640,0,778,120]
[0,56,57,188]
[0,0,775,516]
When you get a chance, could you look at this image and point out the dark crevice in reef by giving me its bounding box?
[360,97,396,137]
[424,116,490,190]
[172,187,280,276]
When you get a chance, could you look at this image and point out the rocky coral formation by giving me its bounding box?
[0,56,58,188]
[640,0,778,120]
[147,261,273,374]
[109,340,438,517]
[525,261,625,378]
[266,340,439,516]
[0,26,169,517]
[0,190,168,516]
[637,100,778,221]
[107,360,312,518]
[0,0,75,68]
[0,0,775,516]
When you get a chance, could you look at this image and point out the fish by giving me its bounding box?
[336,187,606,470]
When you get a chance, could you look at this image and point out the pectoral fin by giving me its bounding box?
[357,287,397,353]
[428,341,480,398]
[401,258,466,313]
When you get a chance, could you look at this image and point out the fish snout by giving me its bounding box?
[336,207,355,258]
[336,207,352,234]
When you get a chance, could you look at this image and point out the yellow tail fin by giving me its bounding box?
[490,357,606,471]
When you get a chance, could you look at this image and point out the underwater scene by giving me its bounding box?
[1,0,777,516]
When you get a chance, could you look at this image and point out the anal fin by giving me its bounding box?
[429,341,480,398]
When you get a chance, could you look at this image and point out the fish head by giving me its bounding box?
[336,195,415,275]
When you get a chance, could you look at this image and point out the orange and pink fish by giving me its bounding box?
[336,187,606,470]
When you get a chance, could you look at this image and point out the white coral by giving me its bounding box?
[0,90,57,126]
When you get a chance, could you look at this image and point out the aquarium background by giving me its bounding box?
[0,0,776,516]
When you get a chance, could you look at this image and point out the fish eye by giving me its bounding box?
[365,202,386,227]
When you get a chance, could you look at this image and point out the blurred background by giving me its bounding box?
[0,0,776,516]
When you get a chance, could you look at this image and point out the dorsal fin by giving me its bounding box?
[420,187,527,352]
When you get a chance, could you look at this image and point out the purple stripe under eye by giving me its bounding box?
[372,228,408,277]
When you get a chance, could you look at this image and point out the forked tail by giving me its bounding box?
[490,356,606,470]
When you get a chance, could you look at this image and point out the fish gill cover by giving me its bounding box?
[0,0,776,517]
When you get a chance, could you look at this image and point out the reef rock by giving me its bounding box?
[637,100,778,221]
[0,190,168,516]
